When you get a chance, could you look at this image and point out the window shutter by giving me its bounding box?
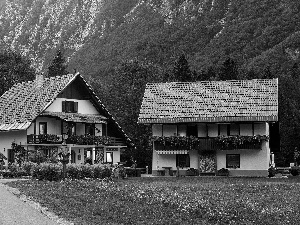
[74,102,78,113]
[62,101,66,112]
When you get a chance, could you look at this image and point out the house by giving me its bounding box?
[0,73,133,166]
[138,79,278,177]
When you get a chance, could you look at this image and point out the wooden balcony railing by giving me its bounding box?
[27,134,63,144]
[27,134,125,146]
[154,137,262,151]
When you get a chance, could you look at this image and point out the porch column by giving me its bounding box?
[68,146,72,162]
[91,147,95,165]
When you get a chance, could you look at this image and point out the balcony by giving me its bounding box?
[27,134,63,144]
[27,134,126,146]
[153,136,265,152]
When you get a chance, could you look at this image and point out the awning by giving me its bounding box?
[41,111,107,124]
[156,150,189,154]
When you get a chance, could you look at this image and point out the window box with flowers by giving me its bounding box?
[66,135,112,146]
[151,136,201,150]
[215,135,269,150]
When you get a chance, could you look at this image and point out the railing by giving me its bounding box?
[27,134,63,144]
[27,134,126,146]
[154,137,262,151]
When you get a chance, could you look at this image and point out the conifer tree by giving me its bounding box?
[48,48,68,77]
[219,58,239,81]
[173,54,193,82]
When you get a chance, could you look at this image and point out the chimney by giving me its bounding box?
[36,74,44,88]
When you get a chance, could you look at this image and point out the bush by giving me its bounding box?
[6,162,28,177]
[30,162,112,181]
[81,164,94,178]
[67,164,83,179]
[186,168,200,176]
[32,163,62,181]
[22,161,37,175]
[92,164,111,179]
[290,167,299,176]
[268,167,277,177]
[217,168,229,176]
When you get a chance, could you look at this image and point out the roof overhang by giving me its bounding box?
[0,122,32,131]
[41,111,107,124]
[138,115,278,124]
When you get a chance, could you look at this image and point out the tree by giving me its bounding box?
[278,63,300,165]
[47,48,68,77]
[218,57,239,81]
[261,67,274,79]
[196,69,214,81]
[173,54,193,82]
[92,59,163,170]
[0,49,35,96]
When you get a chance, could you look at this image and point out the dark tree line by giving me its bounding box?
[0,50,35,96]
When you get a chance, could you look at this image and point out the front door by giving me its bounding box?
[71,150,76,164]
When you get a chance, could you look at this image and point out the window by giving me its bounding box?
[230,124,239,135]
[85,123,95,135]
[39,122,47,134]
[176,154,190,168]
[178,125,187,137]
[187,125,197,137]
[106,152,113,163]
[219,124,230,136]
[226,154,240,168]
[62,101,78,113]
[163,125,177,137]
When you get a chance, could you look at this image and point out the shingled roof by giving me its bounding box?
[138,79,278,124]
[0,74,77,131]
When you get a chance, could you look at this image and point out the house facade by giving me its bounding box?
[0,73,132,166]
[138,79,278,177]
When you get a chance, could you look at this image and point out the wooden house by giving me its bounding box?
[0,73,132,165]
[138,79,278,176]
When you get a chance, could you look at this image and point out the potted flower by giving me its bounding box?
[217,168,229,176]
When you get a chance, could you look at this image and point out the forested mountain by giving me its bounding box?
[1,0,300,166]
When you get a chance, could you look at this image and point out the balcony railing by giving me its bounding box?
[154,137,262,151]
[27,134,125,146]
[27,134,63,144]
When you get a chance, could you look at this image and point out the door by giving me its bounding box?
[71,150,76,164]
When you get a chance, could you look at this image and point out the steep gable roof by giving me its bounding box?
[138,79,278,124]
[0,73,133,146]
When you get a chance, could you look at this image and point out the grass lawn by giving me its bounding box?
[7,177,300,225]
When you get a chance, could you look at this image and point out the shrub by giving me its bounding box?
[186,168,200,176]
[268,167,277,177]
[81,164,94,178]
[32,163,62,181]
[92,164,112,179]
[290,168,299,176]
[8,162,19,174]
[217,168,229,176]
[29,163,113,181]
[22,161,37,176]
[67,164,82,179]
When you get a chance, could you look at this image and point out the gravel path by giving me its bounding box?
[0,179,58,225]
